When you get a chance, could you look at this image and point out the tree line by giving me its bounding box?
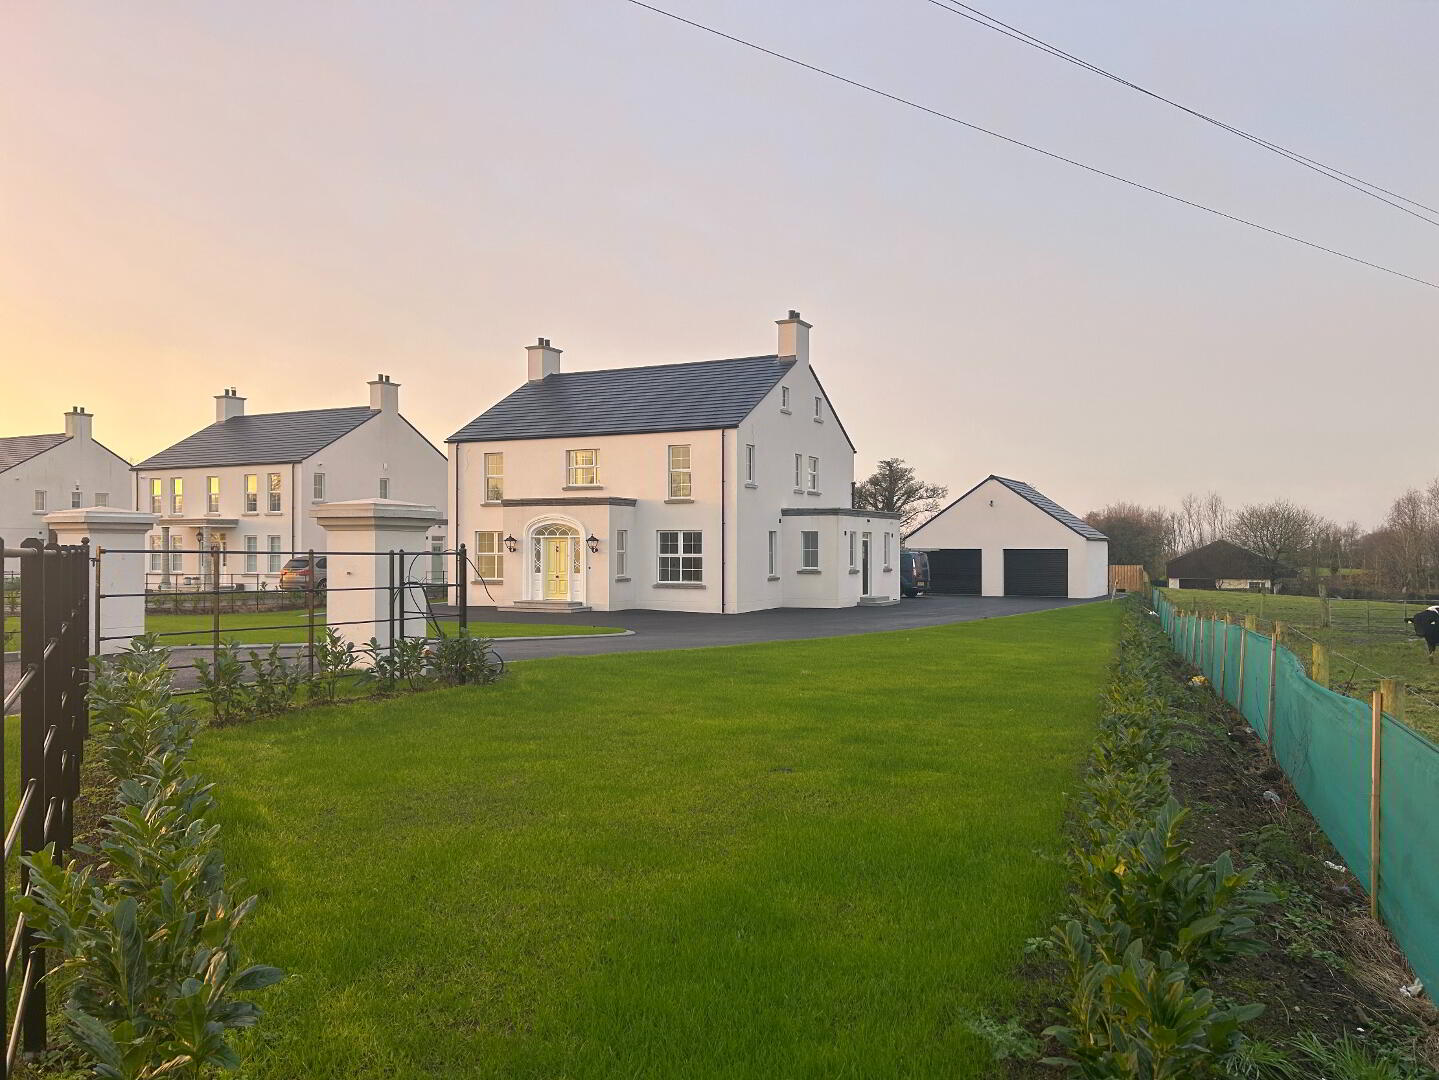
[1086,482,1439,597]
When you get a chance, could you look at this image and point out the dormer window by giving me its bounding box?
[567,449,599,487]
[780,386,791,412]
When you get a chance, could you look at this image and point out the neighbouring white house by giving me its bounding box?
[904,475,1109,599]
[132,376,447,589]
[1,407,133,549]
[447,312,901,613]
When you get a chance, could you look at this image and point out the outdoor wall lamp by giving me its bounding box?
[586,534,600,554]
[503,534,518,553]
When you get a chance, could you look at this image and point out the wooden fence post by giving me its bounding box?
[1380,678,1405,727]
[1219,615,1231,699]
[1312,642,1330,689]
[1266,621,1283,756]
[1244,613,1257,632]
[1237,624,1248,713]
[1370,689,1383,922]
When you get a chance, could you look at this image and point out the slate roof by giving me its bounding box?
[134,407,378,470]
[0,434,69,473]
[447,355,797,443]
[911,474,1107,541]
[989,476,1108,540]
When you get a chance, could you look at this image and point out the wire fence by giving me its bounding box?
[1153,590,1439,997]
[94,545,481,693]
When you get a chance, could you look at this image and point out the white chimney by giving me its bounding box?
[64,406,93,441]
[776,310,811,367]
[527,338,562,382]
[368,373,400,412]
[215,388,245,423]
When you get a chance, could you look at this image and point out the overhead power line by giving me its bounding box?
[920,0,1439,228]
[619,0,1439,290]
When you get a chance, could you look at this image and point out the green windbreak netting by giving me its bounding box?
[1380,717,1439,995]
[1149,590,1438,993]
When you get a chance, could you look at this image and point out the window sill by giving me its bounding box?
[664,497,694,504]
[766,574,780,582]
[614,576,631,583]
[311,499,325,504]
[813,417,824,424]
[743,481,758,489]
[780,408,792,415]
[264,511,284,516]
[796,568,821,575]
[562,484,604,491]
[653,581,705,589]
[793,488,805,495]
[471,578,503,585]
[806,490,821,497]
[848,568,860,575]
[883,566,894,573]
[481,501,503,507]
[242,511,258,517]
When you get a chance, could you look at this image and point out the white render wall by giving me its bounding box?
[905,476,1109,599]
[449,352,864,613]
[134,406,446,586]
[1,430,133,549]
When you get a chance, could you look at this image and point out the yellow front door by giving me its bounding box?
[543,538,569,600]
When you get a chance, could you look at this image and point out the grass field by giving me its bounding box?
[5,613,623,649]
[192,602,1122,1079]
[1159,588,1439,741]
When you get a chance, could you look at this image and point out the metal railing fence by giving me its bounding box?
[1,540,91,1075]
[95,545,478,690]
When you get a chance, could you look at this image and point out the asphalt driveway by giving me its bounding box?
[470,593,1103,661]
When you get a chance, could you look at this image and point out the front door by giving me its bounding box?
[543,538,570,600]
[861,533,872,595]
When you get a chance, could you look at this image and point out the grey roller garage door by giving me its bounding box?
[927,549,982,594]
[1003,549,1068,597]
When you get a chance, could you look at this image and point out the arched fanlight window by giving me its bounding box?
[532,523,579,538]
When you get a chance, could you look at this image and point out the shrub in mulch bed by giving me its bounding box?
[987,599,1437,1079]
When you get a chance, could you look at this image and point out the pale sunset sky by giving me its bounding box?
[3,1,1435,525]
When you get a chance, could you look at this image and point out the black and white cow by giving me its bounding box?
[1407,605,1439,664]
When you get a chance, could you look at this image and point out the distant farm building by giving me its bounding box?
[1165,539,1275,591]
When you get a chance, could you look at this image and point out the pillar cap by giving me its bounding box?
[311,498,442,532]
[43,508,159,534]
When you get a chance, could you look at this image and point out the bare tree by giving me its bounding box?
[1084,503,1171,578]
[1172,492,1231,554]
[1229,499,1319,582]
[853,458,948,532]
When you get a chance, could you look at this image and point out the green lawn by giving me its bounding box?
[140,612,623,645]
[194,602,1122,1079]
[1160,588,1439,741]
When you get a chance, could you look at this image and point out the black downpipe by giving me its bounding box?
[720,428,726,615]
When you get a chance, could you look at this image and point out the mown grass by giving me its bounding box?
[141,612,623,645]
[1160,588,1439,741]
[194,602,1122,1079]
[5,613,622,650]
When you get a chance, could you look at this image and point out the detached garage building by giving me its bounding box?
[904,475,1108,599]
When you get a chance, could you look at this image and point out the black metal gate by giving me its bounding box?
[1003,548,1069,597]
[1,539,91,1074]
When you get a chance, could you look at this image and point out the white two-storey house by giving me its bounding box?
[133,376,446,589]
[1,407,133,549]
[448,312,900,614]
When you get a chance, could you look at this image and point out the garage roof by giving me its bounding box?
[911,474,1107,541]
[989,476,1107,540]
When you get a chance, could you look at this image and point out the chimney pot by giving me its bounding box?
[369,374,401,412]
[776,310,812,366]
[527,338,563,381]
[215,388,246,423]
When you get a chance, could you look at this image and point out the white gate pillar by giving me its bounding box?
[312,499,443,660]
[43,508,159,654]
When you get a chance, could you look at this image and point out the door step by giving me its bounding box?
[508,600,593,614]
[858,596,900,606]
